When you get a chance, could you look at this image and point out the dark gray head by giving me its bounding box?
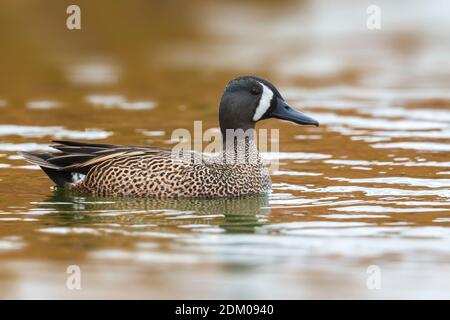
[219,76,318,136]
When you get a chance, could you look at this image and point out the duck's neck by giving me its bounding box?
[221,128,260,164]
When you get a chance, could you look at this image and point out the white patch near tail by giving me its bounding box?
[71,173,86,183]
[253,82,274,121]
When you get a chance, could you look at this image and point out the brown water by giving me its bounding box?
[0,0,450,299]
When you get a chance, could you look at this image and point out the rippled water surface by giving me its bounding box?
[0,0,450,299]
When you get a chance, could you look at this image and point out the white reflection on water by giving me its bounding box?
[181,228,450,258]
[325,159,450,167]
[0,125,112,139]
[327,177,450,188]
[272,170,322,176]
[260,152,331,160]
[319,214,390,219]
[85,95,156,110]
[0,237,25,251]
[350,166,372,171]
[360,107,450,123]
[284,87,450,103]
[372,130,450,139]
[0,217,37,221]
[39,227,102,235]
[138,130,165,137]
[26,100,60,110]
[332,206,447,213]
[351,136,391,143]
[0,143,54,152]
[307,112,447,130]
[372,142,450,152]
[274,183,450,198]
[68,61,120,86]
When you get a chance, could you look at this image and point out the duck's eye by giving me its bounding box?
[250,86,261,95]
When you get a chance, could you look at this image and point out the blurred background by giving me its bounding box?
[2,0,449,104]
[0,0,449,299]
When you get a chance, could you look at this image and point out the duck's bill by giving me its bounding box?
[270,98,319,126]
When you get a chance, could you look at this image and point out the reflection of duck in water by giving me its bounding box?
[43,190,271,233]
[20,76,318,198]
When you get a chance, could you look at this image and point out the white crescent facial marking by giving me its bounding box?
[253,82,274,121]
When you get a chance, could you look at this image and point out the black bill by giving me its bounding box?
[270,97,319,126]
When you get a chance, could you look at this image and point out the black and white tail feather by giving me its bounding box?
[19,140,171,187]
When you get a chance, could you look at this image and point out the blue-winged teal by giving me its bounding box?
[20,76,318,198]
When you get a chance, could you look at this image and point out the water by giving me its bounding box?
[0,0,449,299]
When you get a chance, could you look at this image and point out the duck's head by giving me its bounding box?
[219,76,319,135]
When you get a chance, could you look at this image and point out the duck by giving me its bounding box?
[20,76,319,198]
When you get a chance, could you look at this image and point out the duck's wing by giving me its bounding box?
[19,140,191,187]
